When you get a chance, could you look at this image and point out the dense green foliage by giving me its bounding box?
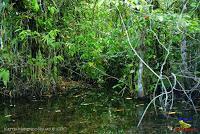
[0,0,199,97]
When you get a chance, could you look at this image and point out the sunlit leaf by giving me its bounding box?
[97,0,105,7]
[88,62,94,67]
[32,0,39,12]
[0,69,9,87]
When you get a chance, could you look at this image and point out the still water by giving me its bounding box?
[0,88,199,134]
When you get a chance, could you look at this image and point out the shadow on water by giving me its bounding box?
[0,88,200,134]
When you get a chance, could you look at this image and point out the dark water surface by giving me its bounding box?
[0,89,199,134]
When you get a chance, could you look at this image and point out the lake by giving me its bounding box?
[0,88,199,133]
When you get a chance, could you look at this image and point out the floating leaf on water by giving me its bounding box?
[74,94,82,98]
[167,126,173,131]
[5,115,12,118]
[114,109,124,112]
[179,120,191,128]
[136,104,144,107]
[55,110,61,113]
[168,112,176,114]
[167,112,176,115]
[32,99,38,102]
[81,103,93,106]
[173,107,178,110]
[95,104,103,107]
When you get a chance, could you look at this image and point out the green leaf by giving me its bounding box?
[48,6,58,15]
[48,29,60,39]
[0,69,9,87]
[97,0,105,7]
[19,30,31,41]
[130,70,134,74]
[32,0,40,12]
[88,62,94,67]
[53,56,64,64]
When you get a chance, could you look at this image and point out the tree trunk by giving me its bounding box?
[0,31,2,49]
[181,33,191,89]
[138,53,144,98]
[181,34,188,72]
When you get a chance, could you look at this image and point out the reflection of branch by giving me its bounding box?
[138,73,180,127]
[137,89,173,127]
[175,79,197,113]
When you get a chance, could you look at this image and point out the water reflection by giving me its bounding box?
[0,89,199,133]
